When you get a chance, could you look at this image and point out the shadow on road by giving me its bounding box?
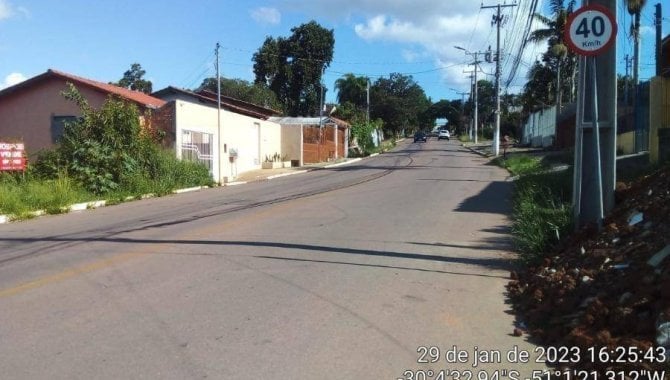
[407,237,512,252]
[0,236,513,271]
[454,181,512,215]
[254,255,509,279]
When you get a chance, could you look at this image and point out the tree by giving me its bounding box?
[253,21,335,116]
[521,61,555,113]
[624,0,647,87]
[370,73,431,136]
[116,63,153,94]
[527,0,576,109]
[427,99,464,134]
[335,73,369,110]
[197,77,281,110]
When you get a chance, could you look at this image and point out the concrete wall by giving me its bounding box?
[281,125,303,164]
[224,110,281,178]
[522,106,556,148]
[649,77,670,164]
[0,77,109,157]
[173,100,281,183]
[616,131,636,155]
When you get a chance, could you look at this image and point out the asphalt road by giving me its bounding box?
[0,139,545,379]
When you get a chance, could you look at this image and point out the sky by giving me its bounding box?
[0,0,665,105]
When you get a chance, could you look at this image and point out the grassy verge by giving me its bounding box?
[0,151,214,220]
[0,173,91,217]
[494,153,573,264]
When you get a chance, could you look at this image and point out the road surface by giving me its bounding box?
[0,139,544,379]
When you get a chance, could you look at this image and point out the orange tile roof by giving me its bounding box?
[0,69,166,109]
[48,69,166,108]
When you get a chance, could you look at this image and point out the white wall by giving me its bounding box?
[223,111,281,178]
[174,100,282,183]
[522,106,556,148]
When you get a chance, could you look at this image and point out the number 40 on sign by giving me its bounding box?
[565,4,617,57]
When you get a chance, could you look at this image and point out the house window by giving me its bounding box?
[51,116,79,143]
[181,130,214,174]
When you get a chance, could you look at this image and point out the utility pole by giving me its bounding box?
[624,54,632,105]
[467,74,475,141]
[451,87,469,136]
[215,42,222,184]
[472,55,479,144]
[482,2,517,156]
[569,0,618,229]
[456,46,485,144]
[656,3,663,76]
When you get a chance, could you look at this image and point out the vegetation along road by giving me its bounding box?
[0,140,545,379]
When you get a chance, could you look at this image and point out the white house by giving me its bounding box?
[153,87,283,183]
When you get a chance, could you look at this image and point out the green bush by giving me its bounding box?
[350,119,383,155]
[33,83,213,196]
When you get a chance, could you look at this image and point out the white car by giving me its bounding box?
[438,129,450,140]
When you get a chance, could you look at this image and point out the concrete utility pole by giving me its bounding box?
[456,46,485,143]
[624,54,632,105]
[482,2,517,156]
[570,0,618,229]
[656,3,663,76]
[450,87,469,136]
[215,42,223,184]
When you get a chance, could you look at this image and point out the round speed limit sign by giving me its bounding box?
[565,4,617,56]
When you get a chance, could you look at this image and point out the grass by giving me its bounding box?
[0,151,214,220]
[0,173,91,217]
[495,153,573,264]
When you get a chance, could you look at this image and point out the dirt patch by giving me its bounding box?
[508,165,670,373]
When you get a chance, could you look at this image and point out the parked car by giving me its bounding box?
[413,131,427,142]
[438,129,450,140]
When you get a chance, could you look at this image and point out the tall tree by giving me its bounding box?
[116,63,153,94]
[427,99,463,132]
[253,21,335,116]
[624,0,647,87]
[335,73,369,109]
[527,0,576,109]
[521,61,555,113]
[197,77,281,110]
[370,73,431,136]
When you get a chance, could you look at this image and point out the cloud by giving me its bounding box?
[251,7,281,25]
[1,72,27,89]
[0,0,29,20]
[0,0,14,20]
[280,0,545,93]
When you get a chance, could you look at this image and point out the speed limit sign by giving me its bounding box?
[565,4,617,56]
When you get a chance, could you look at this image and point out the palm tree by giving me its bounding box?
[334,73,369,109]
[624,0,647,87]
[527,0,576,111]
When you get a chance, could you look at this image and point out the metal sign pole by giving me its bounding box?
[590,57,604,229]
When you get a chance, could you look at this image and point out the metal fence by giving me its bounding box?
[181,130,213,174]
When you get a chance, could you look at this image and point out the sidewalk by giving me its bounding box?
[462,140,545,158]
[230,157,365,184]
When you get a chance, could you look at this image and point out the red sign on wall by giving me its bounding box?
[0,142,27,171]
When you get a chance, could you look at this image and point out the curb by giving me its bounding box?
[267,170,309,180]
[0,185,211,225]
[0,154,382,224]
[324,158,362,169]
